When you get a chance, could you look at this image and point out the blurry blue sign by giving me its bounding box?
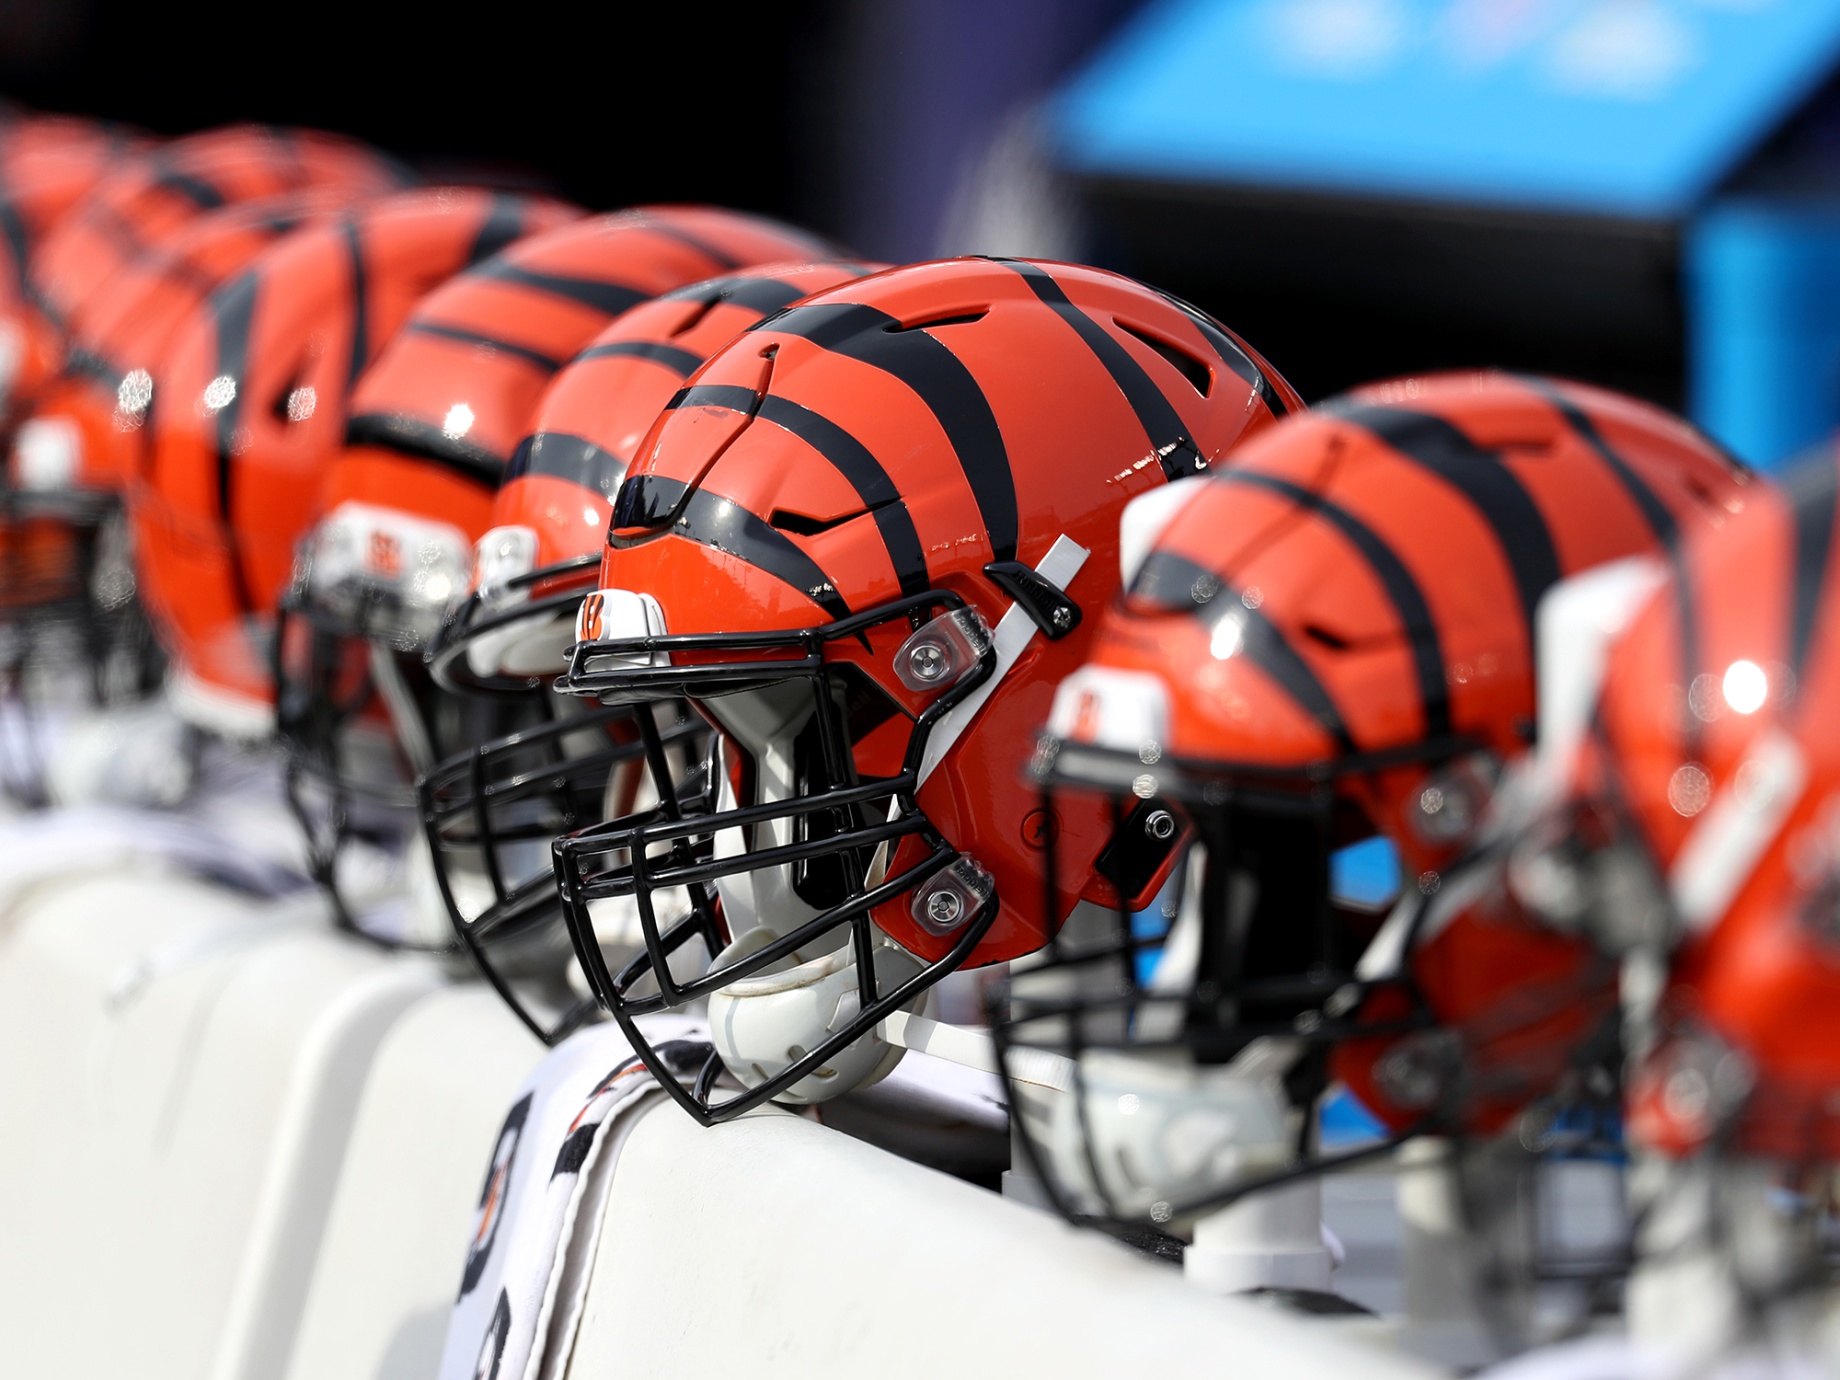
[1055,0,1840,217]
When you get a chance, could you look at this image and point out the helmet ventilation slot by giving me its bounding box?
[668,292,723,338]
[1116,321,1212,398]
[887,308,988,333]
[769,497,896,537]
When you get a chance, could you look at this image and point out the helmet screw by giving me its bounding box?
[925,888,963,927]
[1144,809,1176,841]
[1051,605,1073,630]
[908,643,947,682]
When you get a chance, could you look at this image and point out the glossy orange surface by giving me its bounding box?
[129,188,578,711]
[1068,371,1749,1133]
[595,256,1302,965]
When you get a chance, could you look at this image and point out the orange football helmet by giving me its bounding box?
[995,372,1748,1231]
[547,256,1301,1118]
[0,192,363,802]
[273,209,837,932]
[420,257,882,1041]
[0,113,138,419]
[130,189,577,742]
[1522,448,1840,1163]
[18,124,406,429]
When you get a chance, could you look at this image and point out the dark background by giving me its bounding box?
[0,0,1131,257]
[13,0,1820,408]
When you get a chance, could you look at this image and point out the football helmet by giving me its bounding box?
[21,124,406,425]
[131,189,577,754]
[0,192,376,802]
[0,113,137,421]
[1525,447,1840,1162]
[548,256,1302,1121]
[421,258,881,1043]
[0,129,401,806]
[996,372,1748,1235]
[275,209,837,935]
[1506,447,1840,1345]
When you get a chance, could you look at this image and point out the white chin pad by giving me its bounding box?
[708,926,924,1105]
[1030,1049,1293,1220]
[466,608,576,679]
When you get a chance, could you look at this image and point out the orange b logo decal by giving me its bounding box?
[577,591,605,643]
[366,530,402,579]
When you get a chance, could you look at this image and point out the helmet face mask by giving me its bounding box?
[493,255,1305,1122]
[272,498,487,937]
[1001,726,1461,1228]
[419,696,701,1044]
[407,252,881,1043]
[552,584,1006,1124]
[0,486,165,804]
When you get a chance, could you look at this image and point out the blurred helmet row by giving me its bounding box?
[2,105,1829,1364]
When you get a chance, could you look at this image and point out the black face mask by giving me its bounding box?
[548,587,1004,1126]
[273,588,523,947]
[992,732,1467,1232]
[0,489,164,806]
[419,696,703,1045]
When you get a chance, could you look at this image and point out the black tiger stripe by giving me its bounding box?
[666,382,757,413]
[154,169,227,211]
[638,215,744,270]
[345,412,506,483]
[754,394,930,597]
[1162,292,1287,417]
[1783,446,1839,691]
[30,207,141,327]
[661,274,807,316]
[996,258,1201,480]
[253,207,309,238]
[342,217,370,388]
[761,301,1019,562]
[632,476,850,620]
[1522,376,1703,725]
[576,338,704,376]
[209,270,258,614]
[471,260,648,318]
[0,188,29,295]
[468,194,529,266]
[1326,401,1562,676]
[1219,469,1451,739]
[271,125,306,185]
[1133,549,1355,754]
[65,347,123,394]
[405,320,564,373]
[506,431,626,498]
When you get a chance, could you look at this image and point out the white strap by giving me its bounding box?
[879,1009,1074,1091]
[917,534,1089,787]
[1669,728,1806,932]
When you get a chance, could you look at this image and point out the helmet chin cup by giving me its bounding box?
[1033,1048,1294,1225]
[708,925,925,1105]
[465,606,575,681]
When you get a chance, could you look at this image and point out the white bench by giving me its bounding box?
[0,870,439,1380]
